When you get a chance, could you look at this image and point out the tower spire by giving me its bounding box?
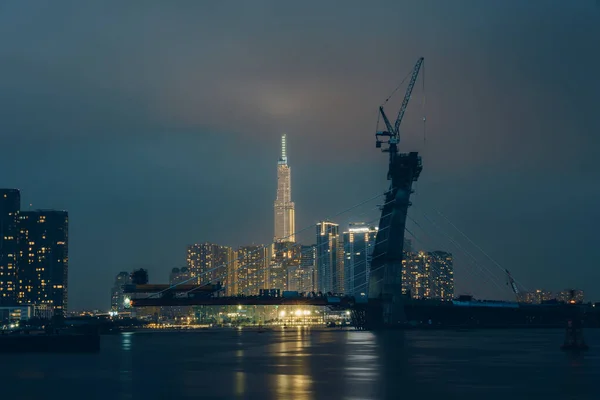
[280,134,287,164]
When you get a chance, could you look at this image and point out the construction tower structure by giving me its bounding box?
[369,57,424,327]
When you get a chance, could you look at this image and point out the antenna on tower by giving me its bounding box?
[279,133,288,164]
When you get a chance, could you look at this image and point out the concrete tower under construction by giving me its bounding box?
[274,134,295,242]
[368,57,424,327]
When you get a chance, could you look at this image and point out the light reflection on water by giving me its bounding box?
[121,331,133,351]
[234,371,245,396]
[119,332,133,400]
[269,327,314,399]
[344,331,381,382]
[1,329,599,399]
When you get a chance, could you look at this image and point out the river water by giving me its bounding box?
[1,328,599,399]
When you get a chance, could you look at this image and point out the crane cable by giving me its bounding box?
[382,68,413,106]
[375,67,413,133]
[433,208,530,293]
[422,60,426,145]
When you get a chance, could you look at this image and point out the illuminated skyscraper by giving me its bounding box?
[0,189,20,305]
[274,134,295,242]
[316,222,344,293]
[17,210,69,316]
[343,223,378,297]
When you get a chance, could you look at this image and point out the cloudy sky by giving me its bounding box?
[0,1,598,309]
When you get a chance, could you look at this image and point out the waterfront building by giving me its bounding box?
[0,189,20,305]
[17,210,69,316]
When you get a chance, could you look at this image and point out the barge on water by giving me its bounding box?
[0,331,100,353]
[402,295,599,329]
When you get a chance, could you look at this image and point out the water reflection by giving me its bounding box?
[272,373,313,400]
[269,327,314,399]
[121,332,132,351]
[235,371,246,396]
[119,332,133,399]
[3,329,599,399]
[233,342,246,396]
[342,331,382,399]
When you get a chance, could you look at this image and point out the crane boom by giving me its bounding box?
[505,269,521,303]
[393,57,424,138]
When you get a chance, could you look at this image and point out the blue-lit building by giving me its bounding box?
[343,223,377,297]
[316,221,343,293]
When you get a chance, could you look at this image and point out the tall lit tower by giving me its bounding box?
[0,189,20,306]
[17,210,69,316]
[316,221,343,293]
[274,134,295,242]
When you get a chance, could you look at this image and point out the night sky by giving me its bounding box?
[0,1,598,310]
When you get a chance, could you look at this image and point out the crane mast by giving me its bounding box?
[376,57,424,178]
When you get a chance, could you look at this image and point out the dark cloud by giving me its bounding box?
[0,0,598,308]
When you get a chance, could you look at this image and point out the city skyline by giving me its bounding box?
[112,223,457,311]
[0,1,598,309]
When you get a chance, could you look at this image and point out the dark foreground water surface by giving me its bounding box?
[1,328,599,399]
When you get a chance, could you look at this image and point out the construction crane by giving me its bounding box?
[505,269,521,301]
[376,57,424,178]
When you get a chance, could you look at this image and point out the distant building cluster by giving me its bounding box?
[111,272,131,313]
[0,189,69,322]
[109,135,456,313]
[402,247,455,301]
[519,289,585,304]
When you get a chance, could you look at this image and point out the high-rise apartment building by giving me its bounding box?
[300,244,316,270]
[17,210,69,315]
[426,251,454,301]
[111,271,131,312]
[296,244,317,292]
[187,243,233,289]
[401,250,419,298]
[286,244,316,293]
[316,222,344,293]
[269,241,300,291]
[274,134,295,242]
[234,245,269,296]
[402,250,454,301]
[0,189,20,305]
[343,223,378,297]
